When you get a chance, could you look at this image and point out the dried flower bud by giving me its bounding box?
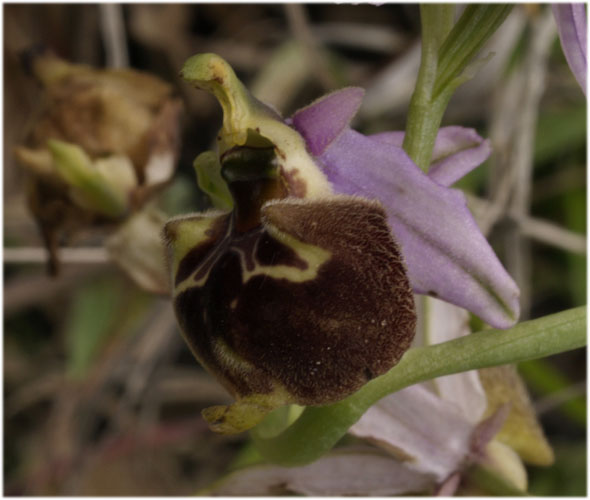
[15,48,182,274]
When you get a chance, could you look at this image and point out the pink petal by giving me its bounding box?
[428,126,492,186]
[350,385,475,481]
[290,87,365,155]
[371,126,492,186]
[209,447,435,495]
[552,3,587,95]
[317,129,520,328]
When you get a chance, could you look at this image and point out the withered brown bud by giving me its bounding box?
[14,49,182,274]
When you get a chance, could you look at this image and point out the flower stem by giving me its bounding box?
[252,306,586,466]
[402,4,454,170]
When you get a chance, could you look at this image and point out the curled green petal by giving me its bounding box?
[181,53,257,147]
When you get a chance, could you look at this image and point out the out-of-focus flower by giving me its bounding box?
[163,54,519,434]
[552,3,587,95]
[207,298,553,496]
[348,298,553,494]
[15,49,182,274]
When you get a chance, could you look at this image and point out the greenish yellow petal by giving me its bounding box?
[484,440,528,492]
[194,151,233,211]
[479,365,554,466]
[202,388,296,434]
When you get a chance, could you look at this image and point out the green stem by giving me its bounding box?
[252,306,586,466]
[402,4,454,170]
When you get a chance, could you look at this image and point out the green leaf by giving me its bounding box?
[251,306,586,466]
[403,4,512,170]
[434,4,513,98]
[402,4,455,170]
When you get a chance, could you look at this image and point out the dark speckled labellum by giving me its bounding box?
[164,53,416,434]
[164,144,416,433]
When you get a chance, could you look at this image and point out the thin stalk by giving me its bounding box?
[402,4,454,170]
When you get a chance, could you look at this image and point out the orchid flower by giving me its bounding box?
[552,3,587,95]
[163,53,520,435]
[208,298,553,496]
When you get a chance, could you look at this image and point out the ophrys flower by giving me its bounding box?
[164,53,519,434]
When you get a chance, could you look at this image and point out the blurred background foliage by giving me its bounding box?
[3,3,586,495]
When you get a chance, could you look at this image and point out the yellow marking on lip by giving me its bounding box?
[241,227,331,284]
[173,221,332,297]
[173,245,222,296]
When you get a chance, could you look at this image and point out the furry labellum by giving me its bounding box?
[164,54,416,433]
